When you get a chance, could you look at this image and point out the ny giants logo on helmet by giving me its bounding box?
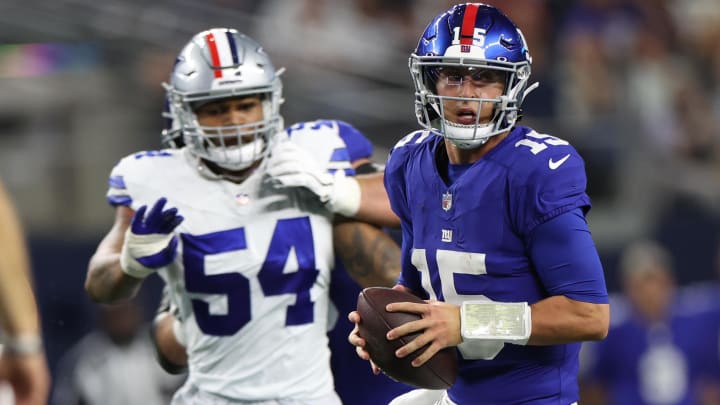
[451,3,487,54]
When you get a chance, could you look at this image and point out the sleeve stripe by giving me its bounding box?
[329,147,350,162]
[109,175,126,189]
[107,195,132,207]
[328,168,356,176]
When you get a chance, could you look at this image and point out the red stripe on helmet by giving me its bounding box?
[460,3,479,45]
[205,33,223,78]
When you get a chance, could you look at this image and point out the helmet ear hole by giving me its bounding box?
[422,67,440,94]
[162,95,185,148]
[425,105,440,122]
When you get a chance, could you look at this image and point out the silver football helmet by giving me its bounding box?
[165,28,283,170]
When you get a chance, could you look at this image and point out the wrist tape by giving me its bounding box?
[325,172,361,217]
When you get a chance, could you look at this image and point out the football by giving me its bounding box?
[356,287,458,389]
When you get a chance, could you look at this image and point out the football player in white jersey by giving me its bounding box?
[85,28,400,405]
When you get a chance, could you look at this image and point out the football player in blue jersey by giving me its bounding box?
[347,3,610,404]
[582,240,720,405]
[85,28,403,404]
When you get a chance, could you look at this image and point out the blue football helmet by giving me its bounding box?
[409,3,537,149]
[164,28,284,170]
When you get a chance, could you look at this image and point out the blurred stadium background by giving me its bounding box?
[1,0,719,396]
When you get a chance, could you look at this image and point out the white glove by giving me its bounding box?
[120,198,184,279]
[266,141,361,216]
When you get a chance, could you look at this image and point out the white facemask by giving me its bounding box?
[205,138,266,171]
[442,120,494,149]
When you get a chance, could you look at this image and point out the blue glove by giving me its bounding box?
[120,197,184,278]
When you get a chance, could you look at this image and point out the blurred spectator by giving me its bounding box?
[480,0,558,119]
[580,240,713,404]
[648,63,720,282]
[0,177,50,405]
[51,299,184,405]
[251,0,421,143]
[626,24,684,157]
[623,23,720,264]
[555,29,619,133]
[677,241,720,405]
[254,0,417,79]
[667,0,720,63]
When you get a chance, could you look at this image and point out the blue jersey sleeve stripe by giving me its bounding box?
[107,195,132,207]
[328,168,357,176]
[336,121,373,161]
[329,147,351,162]
[136,237,178,268]
[109,175,126,189]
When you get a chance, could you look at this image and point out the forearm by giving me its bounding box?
[0,188,40,336]
[152,312,188,373]
[333,221,400,288]
[0,246,40,337]
[526,295,609,345]
[85,252,143,303]
[354,173,400,228]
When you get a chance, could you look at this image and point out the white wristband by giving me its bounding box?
[460,301,531,345]
[120,228,174,279]
[120,254,156,279]
[1,334,43,355]
[325,172,361,217]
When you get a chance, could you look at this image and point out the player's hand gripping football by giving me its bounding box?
[120,197,184,279]
[348,285,463,369]
[266,140,361,216]
[347,310,382,375]
[384,299,463,367]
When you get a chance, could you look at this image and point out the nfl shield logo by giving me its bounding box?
[442,192,452,211]
[461,44,471,53]
[235,193,251,205]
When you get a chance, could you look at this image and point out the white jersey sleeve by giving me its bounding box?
[284,119,361,175]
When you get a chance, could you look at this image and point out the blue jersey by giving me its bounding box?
[385,126,608,404]
[583,291,720,405]
[676,283,720,399]
[328,259,414,404]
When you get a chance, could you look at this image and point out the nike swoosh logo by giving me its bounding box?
[548,154,571,170]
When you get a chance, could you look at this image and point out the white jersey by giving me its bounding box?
[106,124,356,402]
